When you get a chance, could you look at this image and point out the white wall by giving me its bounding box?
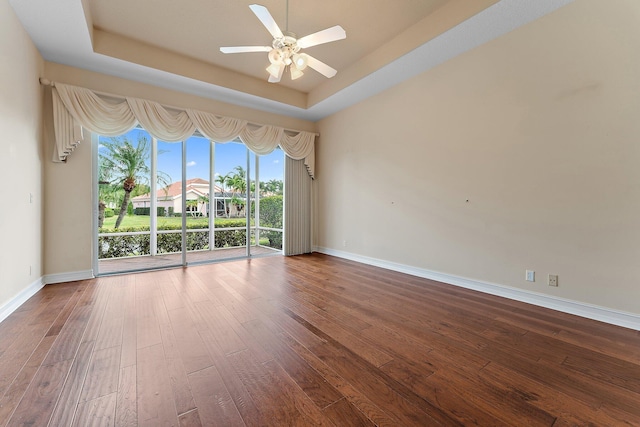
[0,0,45,316]
[316,0,640,316]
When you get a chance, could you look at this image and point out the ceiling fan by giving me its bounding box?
[220,3,346,83]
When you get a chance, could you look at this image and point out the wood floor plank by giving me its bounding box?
[42,303,93,365]
[178,409,203,427]
[199,329,263,426]
[115,364,137,427]
[166,307,212,374]
[48,340,96,427]
[308,340,453,426]
[187,365,244,426]
[0,311,30,358]
[427,367,557,426]
[262,358,335,426]
[6,359,73,427]
[242,318,343,408]
[279,332,397,427]
[157,317,197,417]
[227,349,310,426]
[95,315,124,352]
[136,343,178,427]
[45,284,88,338]
[135,310,162,350]
[79,346,121,402]
[478,361,633,426]
[1,254,639,426]
[120,282,137,368]
[194,301,247,355]
[72,392,117,427]
[25,284,85,329]
[0,335,56,423]
[322,398,376,427]
[0,321,51,398]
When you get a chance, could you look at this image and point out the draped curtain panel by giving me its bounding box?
[284,157,313,255]
[50,83,315,178]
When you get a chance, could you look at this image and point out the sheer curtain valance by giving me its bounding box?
[50,83,316,178]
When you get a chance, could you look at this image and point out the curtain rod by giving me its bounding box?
[39,78,319,137]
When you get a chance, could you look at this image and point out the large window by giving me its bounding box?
[95,128,284,275]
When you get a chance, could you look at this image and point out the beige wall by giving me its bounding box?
[41,63,317,277]
[316,0,640,314]
[0,0,45,309]
[42,88,93,276]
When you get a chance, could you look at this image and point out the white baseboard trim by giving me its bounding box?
[44,270,94,285]
[0,277,44,324]
[313,246,640,331]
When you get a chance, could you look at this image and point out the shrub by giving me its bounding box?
[262,230,282,249]
[256,196,283,249]
[134,207,150,216]
[157,207,166,217]
[259,195,283,228]
[104,208,114,218]
[98,219,250,258]
[98,227,150,258]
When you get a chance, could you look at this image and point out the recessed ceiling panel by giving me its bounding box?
[89,0,449,92]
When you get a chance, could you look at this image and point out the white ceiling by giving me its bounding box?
[8,0,574,121]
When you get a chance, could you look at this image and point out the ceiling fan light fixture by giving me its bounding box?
[220,4,346,83]
[290,66,304,80]
[266,62,284,79]
[292,53,308,70]
[267,48,281,64]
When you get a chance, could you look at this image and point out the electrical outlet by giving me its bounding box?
[526,270,535,282]
[342,240,347,247]
[548,274,558,287]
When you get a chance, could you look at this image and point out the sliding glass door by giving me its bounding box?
[95,129,284,275]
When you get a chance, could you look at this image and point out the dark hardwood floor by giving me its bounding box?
[1,253,639,426]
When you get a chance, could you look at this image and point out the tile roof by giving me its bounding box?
[132,178,221,201]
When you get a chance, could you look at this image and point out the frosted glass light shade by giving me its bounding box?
[290,66,304,80]
[266,62,284,79]
[292,53,308,70]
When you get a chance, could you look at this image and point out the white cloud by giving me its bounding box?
[273,159,280,164]
[187,161,196,167]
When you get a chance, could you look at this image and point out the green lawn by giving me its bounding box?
[101,215,251,231]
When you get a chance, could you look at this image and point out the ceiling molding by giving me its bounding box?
[9,0,575,121]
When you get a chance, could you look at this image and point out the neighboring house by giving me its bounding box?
[132,178,243,217]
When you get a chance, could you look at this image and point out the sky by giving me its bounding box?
[99,128,285,187]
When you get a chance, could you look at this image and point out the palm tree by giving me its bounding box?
[100,136,170,228]
[215,173,230,218]
[264,178,283,195]
[230,166,247,216]
[197,194,209,217]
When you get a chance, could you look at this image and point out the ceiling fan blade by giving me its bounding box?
[305,55,337,78]
[249,4,284,40]
[220,46,272,54]
[297,25,346,49]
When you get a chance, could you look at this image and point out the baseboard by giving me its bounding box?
[313,246,640,331]
[0,277,45,324]
[44,269,94,285]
